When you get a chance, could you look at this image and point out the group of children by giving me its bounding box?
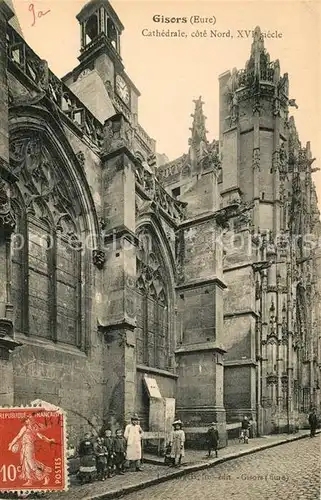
[77,418,221,483]
[78,429,127,484]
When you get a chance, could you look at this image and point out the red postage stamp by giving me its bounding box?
[0,406,68,492]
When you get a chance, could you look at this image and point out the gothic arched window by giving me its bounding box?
[27,203,53,340]
[135,229,170,370]
[10,134,84,348]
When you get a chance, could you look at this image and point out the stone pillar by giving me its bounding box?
[252,105,260,230]
[0,1,13,168]
[0,1,22,407]
[175,212,227,447]
[0,182,21,408]
[99,113,137,431]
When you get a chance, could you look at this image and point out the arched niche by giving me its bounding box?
[9,124,98,350]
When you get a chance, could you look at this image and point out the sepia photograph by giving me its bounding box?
[0,0,320,498]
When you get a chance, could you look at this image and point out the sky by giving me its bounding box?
[11,0,321,201]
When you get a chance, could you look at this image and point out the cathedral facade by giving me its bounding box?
[0,0,320,446]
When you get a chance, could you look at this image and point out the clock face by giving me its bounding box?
[115,75,130,105]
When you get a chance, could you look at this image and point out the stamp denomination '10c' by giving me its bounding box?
[0,406,68,492]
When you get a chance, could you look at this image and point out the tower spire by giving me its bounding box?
[189,96,208,147]
[188,96,211,171]
[245,26,272,82]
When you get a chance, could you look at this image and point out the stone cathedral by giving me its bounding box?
[0,0,320,446]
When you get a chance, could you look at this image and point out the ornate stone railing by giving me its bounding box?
[113,94,131,122]
[237,63,274,89]
[158,155,188,180]
[7,25,104,148]
[136,123,154,151]
[135,157,187,223]
[260,62,275,83]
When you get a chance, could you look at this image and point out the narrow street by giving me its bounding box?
[122,437,320,500]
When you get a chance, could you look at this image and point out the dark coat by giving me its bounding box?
[206,428,219,445]
[309,413,318,428]
[78,439,95,457]
[241,419,250,430]
[113,436,126,454]
[104,437,115,454]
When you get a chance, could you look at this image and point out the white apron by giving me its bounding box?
[124,424,143,461]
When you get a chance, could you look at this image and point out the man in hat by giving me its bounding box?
[206,422,219,458]
[124,414,144,471]
[308,408,318,438]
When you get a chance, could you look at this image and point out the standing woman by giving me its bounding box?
[169,420,185,467]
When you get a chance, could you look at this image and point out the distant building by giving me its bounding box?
[0,0,320,445]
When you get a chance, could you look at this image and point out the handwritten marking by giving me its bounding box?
[29,3,51,27]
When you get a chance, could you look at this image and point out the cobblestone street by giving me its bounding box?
[122,437,321,500]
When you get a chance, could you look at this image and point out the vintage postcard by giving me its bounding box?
[0,0,320,498]
[0,406,67,493]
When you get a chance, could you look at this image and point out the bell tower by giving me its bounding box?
[62,0,155,157]
[77,0,124,65]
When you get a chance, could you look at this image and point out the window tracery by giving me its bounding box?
[135,228,169,370]
[9,134,83,347]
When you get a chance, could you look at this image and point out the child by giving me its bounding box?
[78,432,96,484]
[169,419,185,467]
[164,442,172,466]
[104,429,115,477]
[206,422,219,458]
[94,437,108,481]
[113,429,126,474]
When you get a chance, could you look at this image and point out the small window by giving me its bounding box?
[85,14,98,45]
[262,192,265,200]
[172,187,181,199]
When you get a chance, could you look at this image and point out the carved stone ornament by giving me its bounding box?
[105,80,115,100]
[266,373,278,385]
[279,143,288,178]
[229,92,239,125]
[252,100,261,115]
[93,249,106,270]
[202,140,221,173]
[175,229,185,284]
[102,113,134,155]
[235,211,252,230]
[216,201,253,230]
[147,153,157,172]
[278,73,289,97]
[76,151,85,167]
[38,59,49,90]
[0,180,16,234]
[271,151,279,173]
[273,97,280,117]
[255,278,261,300]
[0,318,22,356]
[252,148,260,170]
